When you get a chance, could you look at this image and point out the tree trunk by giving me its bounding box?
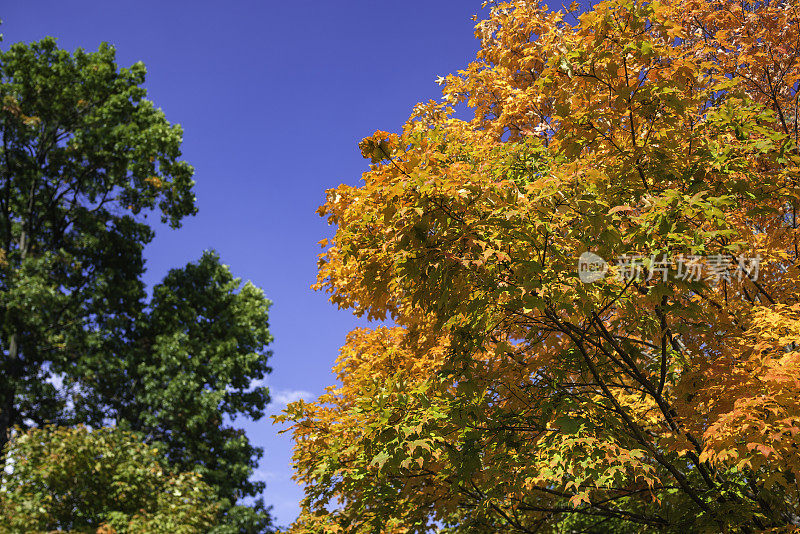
[1,228,29,454]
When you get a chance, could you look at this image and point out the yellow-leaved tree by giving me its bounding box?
[278,0,800,531]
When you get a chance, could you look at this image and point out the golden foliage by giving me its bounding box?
[281,0,800,531]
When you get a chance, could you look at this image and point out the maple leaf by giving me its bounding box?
[282,0,800,531]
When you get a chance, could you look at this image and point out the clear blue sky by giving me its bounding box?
[1,0,486,525]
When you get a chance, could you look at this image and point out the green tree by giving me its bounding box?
[0,36,193,447]
[74,251,275,533]
[0,38,274,530]
[0,425,219,533]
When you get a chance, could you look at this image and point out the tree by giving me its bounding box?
[0,425,219,533]
[280,0,800,532]
[0,35,193,446]
[74,250,275,533]
[0,38,274,530]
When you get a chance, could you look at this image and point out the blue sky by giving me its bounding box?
[1,0,485,525]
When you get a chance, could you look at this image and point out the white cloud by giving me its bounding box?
[271,389,314,407]
[252,468,280,482]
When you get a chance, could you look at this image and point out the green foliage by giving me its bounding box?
[0,425,219,533]
[73,251,275,532]
[0,36,194,443]
[0,38,274,529]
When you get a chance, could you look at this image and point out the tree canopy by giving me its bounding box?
[0,36,193,445]
[0,425,219,533]
[77,250,275,533]
[0,38,274,531]
[280,0,800,532]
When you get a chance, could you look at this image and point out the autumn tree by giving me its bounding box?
[281,0,800,532]
[0,38,273,530]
